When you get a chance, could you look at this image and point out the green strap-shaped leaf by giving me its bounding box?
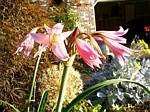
[63,78,150,112]
[37,90,49,112]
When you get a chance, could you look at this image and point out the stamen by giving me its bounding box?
[50,33,59,43]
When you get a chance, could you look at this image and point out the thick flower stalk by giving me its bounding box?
[91,26,132,64]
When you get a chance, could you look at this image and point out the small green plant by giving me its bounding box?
[71,99,103,112]
[48,6,79,30]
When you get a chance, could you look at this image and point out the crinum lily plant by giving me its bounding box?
[15,23,136,112]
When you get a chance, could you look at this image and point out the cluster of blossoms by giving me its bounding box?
[15,23,132,69]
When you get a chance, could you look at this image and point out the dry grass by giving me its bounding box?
[0,0,57,111]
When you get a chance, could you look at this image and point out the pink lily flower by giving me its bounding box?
[93,26,128,43]
[31,23,73,61]
[75,39,103,69]
[92,26,132,63]
[14,27,39,58]
[73,28,104,69]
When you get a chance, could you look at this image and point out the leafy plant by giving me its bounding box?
[85,55,150,109]
[48,6,79,30]
[70,99,103,112]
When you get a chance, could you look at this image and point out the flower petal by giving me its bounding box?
[91,26,132,65]
[101,33,127,43]
[14,36,34,58]
[52,23,64,34]
[14,27,40,57]
[44,23,64,34]
[116,26,128,36]
[76,39,103,68]
[30,27,40,33]
[98,26,128,37]
[51,41,69,61]
[44,24,52,34]
[59,31,73,41]
[94,26,128,43]
[92,36,104,42]
[31,33,50,45]
[104,38,132,62]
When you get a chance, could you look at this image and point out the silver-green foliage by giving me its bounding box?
[86,56,150,106]
[112,57,150,104]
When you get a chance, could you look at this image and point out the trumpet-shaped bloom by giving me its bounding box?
[76,39,103,69]
[92,26,132,63]
[14,27,39,58]
[31,23,73,61]
[73,27,104,69]
[93,26,128,43]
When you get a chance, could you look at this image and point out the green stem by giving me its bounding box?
[27,54,42,111]
[56,54,76,112]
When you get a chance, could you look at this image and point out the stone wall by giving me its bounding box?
[32,0,96,33]
[66,0,96,33]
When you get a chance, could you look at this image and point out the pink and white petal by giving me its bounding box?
[116,55,125,66]
[60,31,73,41]
[105,39,132,58]
[14,27,40,57]
[23,46,33,58]
[115,26,128,36]
[81,54,101,69]
[44,24,52,34]
[23,38,35,57]
[101,33,127,43]
[99,27,128,37]
[76,39,102,68]
[89,58,102,68]
[103,26,128,36]
[76,39,101,59]
[52,23,64,34]
[93,58,102,67]
[83,58,94,69]
[76,39,91,54]
[51,42,69,61]
[30,27,40,33]
[14,34,34,57]
[31,33,49,45]
[14,46,23,55]
[81,56,96,69]
[112,43,132,56]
